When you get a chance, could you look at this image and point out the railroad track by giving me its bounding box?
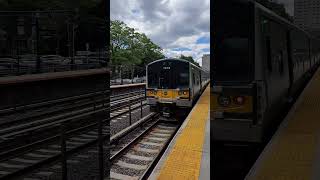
[0,125,108,179]
[0,90,147,179]
[0,89,144,128]
[0,107,153,179]
[0,90,144,140]
[0,99,146,156]
[110,116,179,180]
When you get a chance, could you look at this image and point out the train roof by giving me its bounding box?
[148,58,203,70]
[228,0,319,40]
[148,58,188,65]
[253,1,320,40]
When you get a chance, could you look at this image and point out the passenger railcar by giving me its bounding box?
[212,0,320,143]
[146,58,209,117]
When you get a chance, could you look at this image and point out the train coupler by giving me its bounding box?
[161,106,172,117]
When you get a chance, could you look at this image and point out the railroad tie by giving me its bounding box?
[26,153,51,158]
[116,161,147,170]
[79,134,97,139]
[134,147,159,153]
[153,129,172,134]
[145,137,167,142]
[12,158,39,164]
[149,132,171,137]
[69,137,92,142]
[0,162,26,169]
[124,153,153,161]
[37,149,60,154]
[110,172,139,180]
[139,141,163,147]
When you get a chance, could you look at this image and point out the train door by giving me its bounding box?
[261,16,290,107]
[192,72,195,98]
[159,62,174,100]
[197,70,201,94]
[200,70,202,90]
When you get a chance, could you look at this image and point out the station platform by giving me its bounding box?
[149,85,210,180]
[245,69,320,180]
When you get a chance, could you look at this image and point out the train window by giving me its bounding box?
[175,62,190,88]
[266,36,272,72]
[278,51,284,74]
[262,16,288,76]
[214,38,252,81]
[193,73,195,85]
[261,18,270,34]
[147,64,160,88]
[177,72,189,88]
[213,1,254,82]
[148,60,190,89]
[159,68,171,89]
[291,29,309,74]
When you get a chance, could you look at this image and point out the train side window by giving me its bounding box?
[266,36,272,72]
[197,75,199,85]
[193,73,195,85]
[261,18,270,34]
[279,51,284,74]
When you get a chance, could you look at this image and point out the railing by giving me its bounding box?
[0,90,109,179]
[110,64,146,85]
[0,62,106,77]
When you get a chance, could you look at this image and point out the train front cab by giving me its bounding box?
[146,59,193,116]
[212,0,265,143]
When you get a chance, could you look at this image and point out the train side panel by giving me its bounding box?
[212,1,320,143]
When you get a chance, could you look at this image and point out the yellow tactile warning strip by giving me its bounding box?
[246,68,320,180]
[156,86,210,180]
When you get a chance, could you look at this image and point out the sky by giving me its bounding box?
[110,0,210,66]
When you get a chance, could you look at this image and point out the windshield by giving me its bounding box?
[147,60,190,89]
[213,1,254,83]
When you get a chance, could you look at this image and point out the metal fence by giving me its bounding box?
[0,55,107,77]
[0,11,107,77]
[110,65,146,85]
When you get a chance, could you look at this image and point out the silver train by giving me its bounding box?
[212,0,320,143]
[146,58,209,117]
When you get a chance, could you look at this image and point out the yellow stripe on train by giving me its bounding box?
[146,89,189,99]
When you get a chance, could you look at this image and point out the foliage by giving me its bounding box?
[179,54,200,67]
[110,20,164,66]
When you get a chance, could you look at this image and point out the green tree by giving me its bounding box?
[179,54,200,67]
[110,20,164,66]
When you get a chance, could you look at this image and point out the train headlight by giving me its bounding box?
[218,95,231,107]
[150,91,153,94]
[183,91,187,95]
[234,96,245,105]
[154,90,157,95]
[178,91,182,95]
